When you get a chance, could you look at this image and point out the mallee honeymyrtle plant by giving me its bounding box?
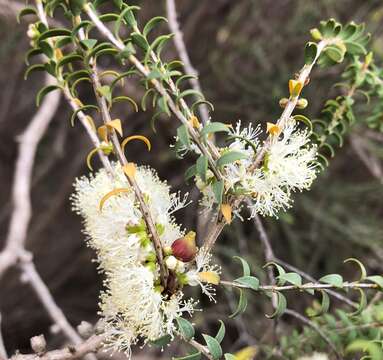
[14,0,383,359]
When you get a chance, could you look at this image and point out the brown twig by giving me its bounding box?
[0,314,7,360]
[0,74,61,279]
[166,0,210,125]
[10,334,105,360]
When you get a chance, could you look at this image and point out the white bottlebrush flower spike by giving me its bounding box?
[199,119,317,218]
[71,163,217,355]
[298,353,329,360]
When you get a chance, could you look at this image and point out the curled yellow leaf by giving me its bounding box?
[107,119,123,137]
[198,271,220,285]
[121,135,152,153]
[123,163,136,180]
[288,79,303,97]
[266,122,281,136]
[99,188,131,211]
[233,346,258,360]
[86,148,99,171]
[221,203,232,224]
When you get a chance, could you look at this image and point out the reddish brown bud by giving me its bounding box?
[171,231,197,262]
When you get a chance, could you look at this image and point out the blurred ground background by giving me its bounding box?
[0,0,382,359]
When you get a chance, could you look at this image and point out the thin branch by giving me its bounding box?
[0,74,61,279]
[19,252,84,345]
[251,39,333,170]
[166,0,209,125]
[251,209,357,308]
[10,334,105,360]
[220,280,378,291]
[0,314,7,360]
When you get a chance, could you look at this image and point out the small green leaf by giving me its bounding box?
[131,32,149,50]
[229,289,247,318]
[324,45,344,63]
[143,16,168,37]
[293,114,313,132]
[304,42,318,64]
[310,290,330,317]
[80,39,98,49]
[233,256,251,277]
[196,155,208,182]
[263,262,286,285]
[278,272,302,287]
[266,292,287,319]
[366,275,383,289]
[202,335,223,360]
[97,85,112,104]
[215,320,225,344]
[150,334,172,347]
[38,28,72,41]
[177,125,190,148]
[319,274,343,288]
[224,354,236,360]
[17,6,37,23]
[348,288,367,317]
[24,64,46,80]
[234,276,259,290]
[176,317,195,341]
[217,151,248,167]
[201,122,229,137]
[212,180,224,204]
[347,339,383,360]
[185,165,197,182]
[344,258,367,281]
[36,85,61,107]
[177,89,204,103]
[345,41,366,55]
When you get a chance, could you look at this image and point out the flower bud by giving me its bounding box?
[310,28,322,41]
[279,98,289,108]
[171,231,197,262]
[165,255,178,270]
[77,321,93,339]
[296,98,308,109]
[31,335,46,354]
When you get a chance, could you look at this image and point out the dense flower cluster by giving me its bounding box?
[72,163,219,355]
[198,119,318,218]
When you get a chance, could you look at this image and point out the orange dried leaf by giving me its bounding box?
[99,188,131,211]
[266,122,281,136]
[97,125,108,142]
[189,115,200,128]
[221,203,232,224]
[121,135,152,153]
[107,119,123,137]
[288,79,303,97]
[198,271,220,285]
[123,163,136,179]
